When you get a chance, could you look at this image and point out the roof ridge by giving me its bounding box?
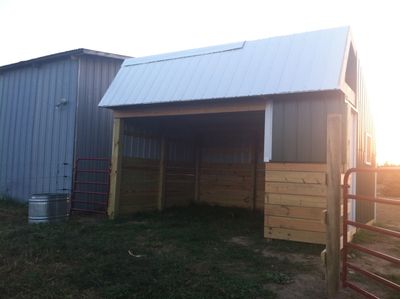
[124,41,246,67]
[0,48,130,71]
[122,26,350,67]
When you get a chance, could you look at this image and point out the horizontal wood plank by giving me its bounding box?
[199,199,250,208]
[121,171,159,181]
[265,216,326,232]
[265,204,325,221]
[114,97,267,118]
[265,182,327,197]
[265,162,345,173]
[264,227,326,244]
[119,193,157,201]
[266,163,327,172]
[122,157,159,168]
[266,194,326,208]
[266,171,326,184]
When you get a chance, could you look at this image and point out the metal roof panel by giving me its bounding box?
[99,27,350,107]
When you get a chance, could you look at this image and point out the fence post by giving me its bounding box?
[326,114,342,298]
[108,118,123,219]
[158,135,166,211]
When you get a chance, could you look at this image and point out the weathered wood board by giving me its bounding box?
[264,163,333,244]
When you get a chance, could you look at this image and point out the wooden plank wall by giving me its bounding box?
[264,163,328,244]
[199,162,251,208]
[119,156,264,213]
[118,112,266,214]
[198,161,264,210]
[197,129,265,210]
[119,157,160,214]
[119,158,195,213]
[165,161,195,207]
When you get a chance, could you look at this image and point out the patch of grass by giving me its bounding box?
[264,272,293,284]
[0,203,320,298]
[377,170,400,197]
[352,229,380,244]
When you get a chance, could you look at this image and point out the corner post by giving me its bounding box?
[108,118,124,219]
[326,114,342,298]
[250,133,258,211]
[158,135,167,211]
[194,139,201,202]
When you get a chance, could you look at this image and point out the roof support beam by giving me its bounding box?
[112,98,268,118]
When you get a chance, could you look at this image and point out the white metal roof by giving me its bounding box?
[99,27,350,107]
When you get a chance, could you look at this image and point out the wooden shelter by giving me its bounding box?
[99,27,375,244]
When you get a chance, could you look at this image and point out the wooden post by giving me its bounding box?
[194,140,201,202]
[158,135,166,211]
[108,118,124,219]
[250,134,258,211]
[326,114,342,298]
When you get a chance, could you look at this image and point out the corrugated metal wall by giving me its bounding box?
[0,54,124,202]
[0,58,78,200]
[355,60,376,223]
[122,113,266,164]
[74,56,123,159]
[123,121,161,160]
[271,92,344,163]
[122,119,195,162]
[201,134,253,164]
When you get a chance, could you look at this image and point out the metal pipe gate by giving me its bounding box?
[342,167,400,298]
[71,158,111,214]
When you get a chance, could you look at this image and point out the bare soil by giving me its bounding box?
[376,202,400,229]
[348,230,400,299]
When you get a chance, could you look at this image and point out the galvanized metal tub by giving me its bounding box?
[28,193,70,223]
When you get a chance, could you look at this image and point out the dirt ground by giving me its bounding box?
[260,250,361,299]
[347,231,400,298]
[342,203,400,299]
[376,202,400,228]
[259,202,399,299]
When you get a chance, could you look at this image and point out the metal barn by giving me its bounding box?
[0,49,127,202]
[99,27,376,244]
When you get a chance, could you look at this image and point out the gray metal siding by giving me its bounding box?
[271,93,344,163]
[355,61,376,223]
[122,119,194,162]
[123,121,161,160]
[202,134,253,164]
[122,113,264,164]
[0,59,78,200]
[74,56,123,160]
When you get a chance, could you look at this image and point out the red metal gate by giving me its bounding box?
[71,158,111,214]
[342,167,400,298]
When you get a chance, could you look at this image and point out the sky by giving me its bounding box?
[1,0,399,164]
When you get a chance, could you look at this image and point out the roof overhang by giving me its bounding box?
[109,89,346,119]
[111,96,270,118]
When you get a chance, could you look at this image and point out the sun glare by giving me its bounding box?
[373,97,400,166]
